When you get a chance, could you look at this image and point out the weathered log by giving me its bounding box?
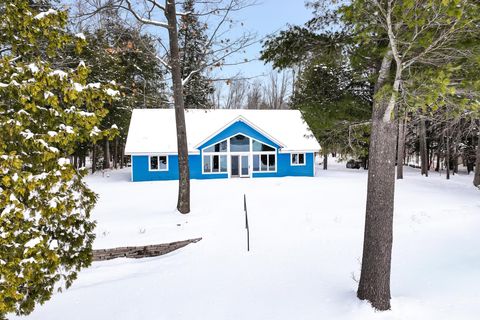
[92,238,202,261]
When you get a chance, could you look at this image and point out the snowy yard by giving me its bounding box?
[15,161,480,320]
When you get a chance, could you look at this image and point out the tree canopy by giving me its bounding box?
[0,0,116,315]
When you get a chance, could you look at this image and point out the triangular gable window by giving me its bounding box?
[230,134,250,152]
[202,134,277,154]
[204,140,227,153]
[252,140,275,152]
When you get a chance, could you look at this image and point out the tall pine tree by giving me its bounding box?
[79,14,168,170]
[179,0,213,109]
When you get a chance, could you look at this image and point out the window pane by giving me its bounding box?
[299,153,305,164]
[150,156,158,170]
[204,145,215,152]
[253,140,274,151]
[253,155,259,171]
[212,155,219,172]
[220,155,227,172]
[219,140,227,152]
[230,134,250,152]
[291,154,297,164]
[203,155,211,172]
[159,156,167,170]
[261,154,268,171]
[231,156,239,176]
[269,154,275,171]
[241,155,249,175]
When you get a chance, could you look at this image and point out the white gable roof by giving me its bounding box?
[124,109,320,154]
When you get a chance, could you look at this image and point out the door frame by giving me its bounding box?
[230,153,250,178]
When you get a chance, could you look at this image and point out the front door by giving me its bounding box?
[231,155,249,178]
[240,155,249,177]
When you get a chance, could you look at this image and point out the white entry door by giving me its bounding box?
[240,155,249,177]
[231,155,250,178]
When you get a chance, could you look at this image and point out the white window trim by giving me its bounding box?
[202,134,277,153]
[291,153,306,166]
[202,153,228,174]
[201,133,278,177]
[252,152,277,173]
[149,155,169,172]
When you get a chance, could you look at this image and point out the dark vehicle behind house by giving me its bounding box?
[346,159,362,169]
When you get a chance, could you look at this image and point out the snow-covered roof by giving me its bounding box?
[125,109,320,154]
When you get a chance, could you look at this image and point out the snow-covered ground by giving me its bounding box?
[14,160,480,320]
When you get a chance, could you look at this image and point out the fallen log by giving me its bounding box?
[92,237,202,261]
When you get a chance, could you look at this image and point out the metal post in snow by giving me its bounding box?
[244,194,250,252]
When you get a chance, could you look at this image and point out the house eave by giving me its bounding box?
[278,149,321,153]
[125,150,201,156]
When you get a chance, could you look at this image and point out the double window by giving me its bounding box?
[203,154,227,173]
[150,155,168,171]
[291,153,305,166]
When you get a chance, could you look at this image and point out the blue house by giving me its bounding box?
[124,109,320,181]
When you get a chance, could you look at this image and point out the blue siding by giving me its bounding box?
[132,155,178,181]
[252,152,315,178]
[132,155,228,181]
[132,152,315,181]
[130,119,316,181]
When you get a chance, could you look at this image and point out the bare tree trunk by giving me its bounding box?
[120,141,125,169]
[92,143,97,174]
[435,136,441,172]
[357,50,396,311]
[445,128,450,180]
[428,142,434,171]
[103,138,111,169]
[73,152,78,169]
[323,153,328,170]
[474,132,480,187]
[166,0,190,214]
[113,137,118,169]
[396,115,406,179]
[419,117,428,176]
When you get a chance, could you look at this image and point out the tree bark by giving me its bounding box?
[165,0,190,214]
[323,153,328,170]
[419,117,428,176]
[435,142,441,172]
[120,141,125,169]
[113,137,118,169]
[396,115,406,179]
[474,132,480,187]
[73,152,78,169]
[92,143,97,174]
[445,128,450,180]
[103,138,111,169]
[357,50,396,311]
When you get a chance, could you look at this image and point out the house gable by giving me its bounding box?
[196,118,282,152]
